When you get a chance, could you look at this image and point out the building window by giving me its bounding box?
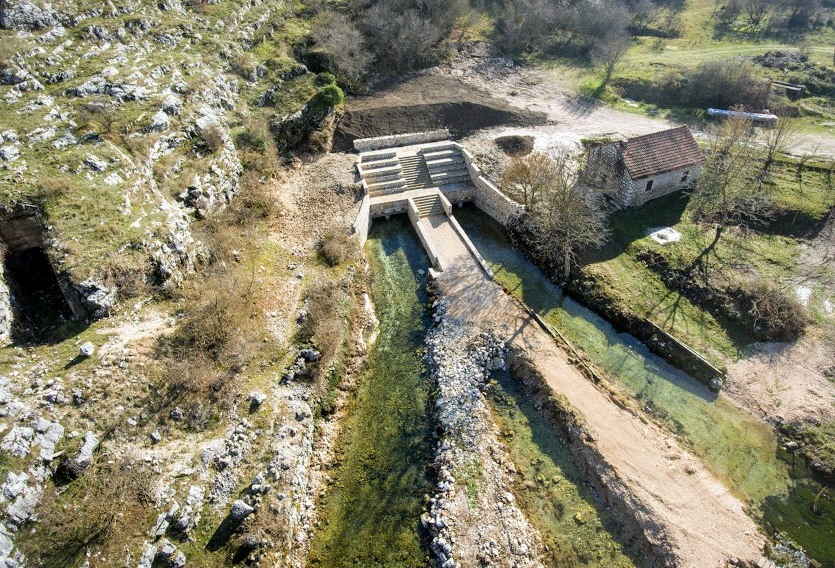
[645,179,654,192]
[681,170,689,183]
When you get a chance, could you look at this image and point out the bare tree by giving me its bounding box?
[502,152,560,212]
[758,118,798,189]
[690,116,774,255]
[591,32,630,90]
[312,12,373,86]
[507,150,608,281]
[536,150,609,281]
[742,0,774,27]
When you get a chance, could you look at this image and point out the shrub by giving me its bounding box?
[155,271,269,424]
[683,61,771,110]
[319,228,357,266]
[200,124,225,153]
[738,279,808,341]
[314,72,337,87]
[19,460,153,567]
[313,84,345,108]
[299,279,351,390]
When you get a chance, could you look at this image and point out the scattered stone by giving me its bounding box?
[299,348,320,362]
[150,429,162,444]
[84,154,108,172]
[0,146,19,161]
[139,542,157,568]
[79,342,95,358]
[161,94,183,116]
[147,111,170,132]
[248,391,267,408]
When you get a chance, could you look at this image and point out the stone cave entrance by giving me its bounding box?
[1,214,76,343]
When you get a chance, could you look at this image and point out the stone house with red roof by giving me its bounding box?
[583,126,705,208]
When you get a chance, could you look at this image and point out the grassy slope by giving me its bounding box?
[580,157,834,363]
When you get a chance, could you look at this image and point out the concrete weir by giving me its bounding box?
[351,133,517,279]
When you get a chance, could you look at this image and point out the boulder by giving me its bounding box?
[147,111,170,132]
[161,94,182,116]
[79,342,95,358]
[230,499,253,520]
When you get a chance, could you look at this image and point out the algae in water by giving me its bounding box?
[308,217,433,567]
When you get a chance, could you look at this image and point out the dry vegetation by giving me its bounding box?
[19,460,154,568]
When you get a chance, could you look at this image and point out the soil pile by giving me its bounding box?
[333,75,547,151]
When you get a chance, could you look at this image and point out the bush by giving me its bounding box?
[155,271,269,424]
[683,61,771,110]
[313,84,345,108]
[19,460,153,567]
[319,228,357,266]
[738,279,808,341]
[299,279,352,390]
[200,124,225,153]
[314,72,337,87]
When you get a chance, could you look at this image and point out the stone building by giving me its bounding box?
[583,126,704,208]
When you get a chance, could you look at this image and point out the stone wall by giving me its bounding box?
[352,195,371,246]
[582,143,632,208]
[625,165,702,208]
[459,147,523,225]
[353,130,451,152]
[583,143,701,208]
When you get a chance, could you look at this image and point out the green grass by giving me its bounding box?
[456,206,835,562]
[533,0,835,132]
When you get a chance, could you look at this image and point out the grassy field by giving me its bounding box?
[578,156,834,363]
[534,0,835,134]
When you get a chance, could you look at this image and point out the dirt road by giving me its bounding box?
[433,251,765,567]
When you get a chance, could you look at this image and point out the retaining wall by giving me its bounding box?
[353,130,451,152]
[352,194,371,246]
[459,147,523,224]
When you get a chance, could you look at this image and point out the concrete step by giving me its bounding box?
[367,178,407,193]
[361,150,396,163]
[363,162,401,175]
[425,156,465,169]
[366,172,404,184]
[422,149,458,161]
[430,170,471,185]
[419,142,458,154]
[413,195,444,217]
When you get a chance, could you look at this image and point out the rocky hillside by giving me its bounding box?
[0,0,356,565]
[0,0,338,321]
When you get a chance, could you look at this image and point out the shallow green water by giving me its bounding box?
[455,205,835,563]
[487,370,641,567]
[308,217,433,567]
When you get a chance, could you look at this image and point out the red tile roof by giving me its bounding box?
[617,126,704,180]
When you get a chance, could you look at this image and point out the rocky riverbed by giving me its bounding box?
[424,296,543,568]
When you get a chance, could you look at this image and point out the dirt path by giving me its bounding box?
[430,43,835,158]
[434,259,765,567]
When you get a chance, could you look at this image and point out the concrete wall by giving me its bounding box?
[625,165,702,207]
[354,130,451,152]
[459,147,523,224]
[352,194,371,246]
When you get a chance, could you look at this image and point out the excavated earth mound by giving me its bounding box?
[333,75,548,151]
